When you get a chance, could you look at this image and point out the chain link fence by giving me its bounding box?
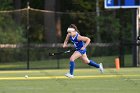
[0,7,136,70]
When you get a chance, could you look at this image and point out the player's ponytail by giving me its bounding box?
[69,24,80,34]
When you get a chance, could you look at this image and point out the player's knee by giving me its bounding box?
[69,57,75,62]
[83,60,90,64]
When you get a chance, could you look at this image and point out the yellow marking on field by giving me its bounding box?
[0,69,68,74]
[0,70,46,73]
[0,74,140,80]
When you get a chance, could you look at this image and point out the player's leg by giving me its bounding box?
[80,54,104,73]
[79,53,89,64]
[80,53,99,67]
[65,51,82,78]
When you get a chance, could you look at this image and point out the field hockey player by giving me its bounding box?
[63,24,104,78]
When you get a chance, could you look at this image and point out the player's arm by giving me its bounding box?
[77,35,91,50]
[63,33,70,48]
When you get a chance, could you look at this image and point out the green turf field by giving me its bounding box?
[0,68,140,93]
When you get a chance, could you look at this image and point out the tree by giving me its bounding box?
[13,0,21,24]
[0,17,25,43]
[0,0,26,62]
[55,0,61,42]
[0,0,25,43]
[44,0,57,43]
[0,0,13,10]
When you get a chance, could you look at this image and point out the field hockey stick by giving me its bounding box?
[49,49,75,56]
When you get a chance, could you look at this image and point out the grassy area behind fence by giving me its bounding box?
[0,54,132,70]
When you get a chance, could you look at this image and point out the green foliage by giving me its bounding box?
[61,0,96,41]
[72,0,95,11]
[61,0,133,43]
[0,0,25,44]
[0,13,26,62]
[0,0,13,10]
[0,14,26,43]
[96,12,121,42]
[0,0,134,63]
[0,0,27,62]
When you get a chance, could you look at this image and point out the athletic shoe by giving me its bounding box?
[99,63,104,73]
[65,73,74,78]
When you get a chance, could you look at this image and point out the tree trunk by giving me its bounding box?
[55,0,61,42]
[95,0,101,43]
[44,0,56,43]
[13,0,21,25]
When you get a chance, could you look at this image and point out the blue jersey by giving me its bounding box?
[69,33,85,50]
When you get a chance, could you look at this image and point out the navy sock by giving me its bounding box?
[88,60,99,68]
[69,61,75,75]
